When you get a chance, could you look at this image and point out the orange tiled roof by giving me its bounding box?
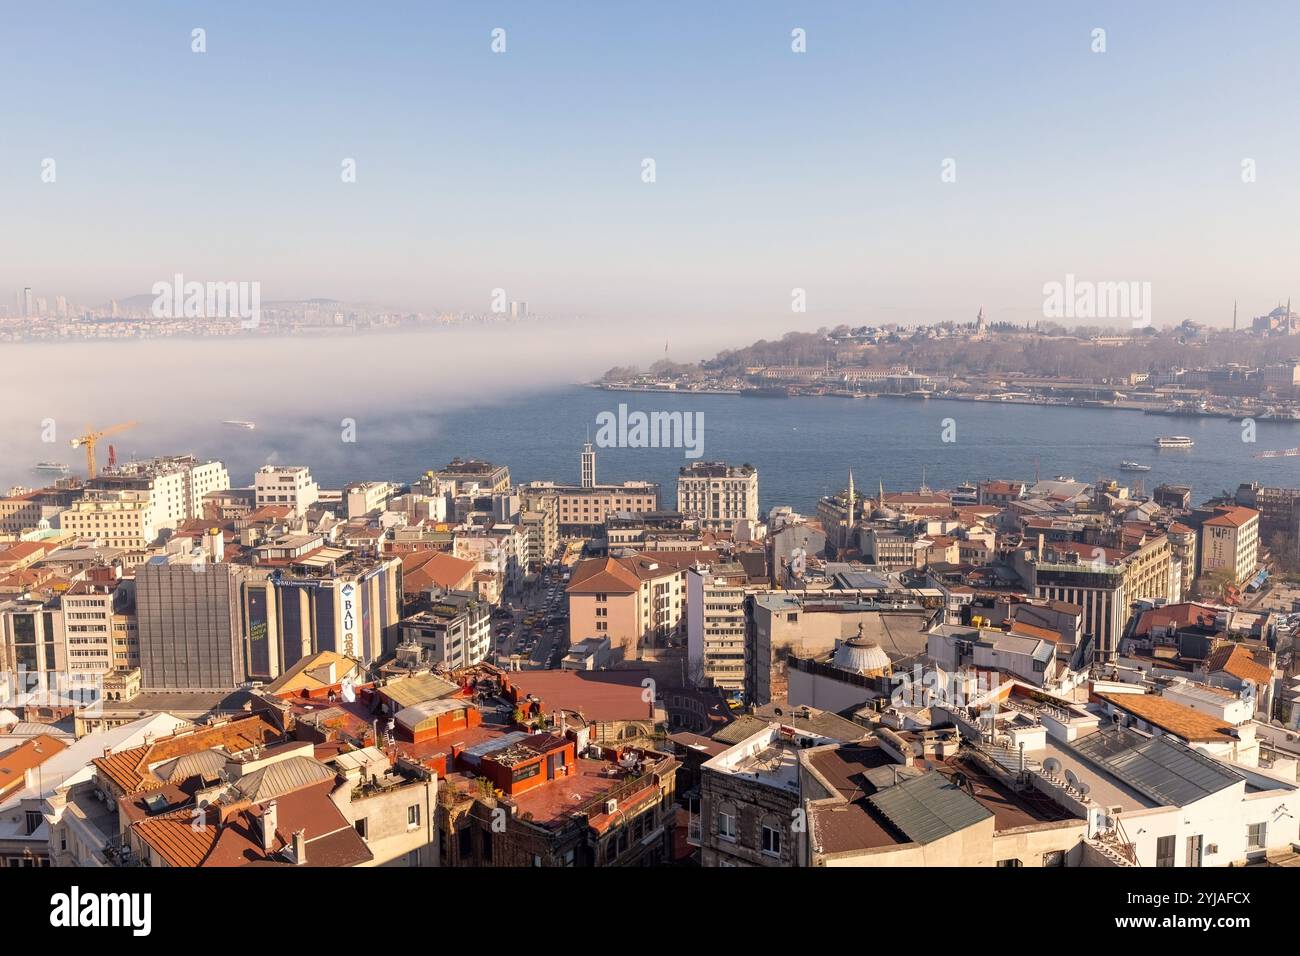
[1203,506,1258,529]
[94,716,280,795]
[566,556,640,594]
[1097,692,1236,743]
[1205,644,1272,685]
[0,734,69,799]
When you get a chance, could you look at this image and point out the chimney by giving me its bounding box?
[261,800,278,853]
[292,828,307,866]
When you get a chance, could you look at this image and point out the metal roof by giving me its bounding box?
[458,731,530,767]
[866,770,993,845]
[233,755,337,802]
[1069,727,1242,807]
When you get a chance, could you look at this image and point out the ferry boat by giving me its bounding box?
[1120,461,1152,472]
[1154,436,1195,449]
[222,420,257,430]
[34,461,70,474]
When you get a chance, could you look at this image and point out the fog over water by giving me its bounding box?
[0,320,735,491]
[4,326,1296,512]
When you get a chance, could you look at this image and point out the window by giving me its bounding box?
[407,804,421,828]
[24,811,42,836]
[996,858,1022,868]
[1247,822,1267,850]
[1155,835,1176,868]
[354,818,368,840]
[717,810,736,841]
[761,824,781,856]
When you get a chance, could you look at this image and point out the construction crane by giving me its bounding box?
[70,421,137,479]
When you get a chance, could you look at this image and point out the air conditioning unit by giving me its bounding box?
[604,799,618,815]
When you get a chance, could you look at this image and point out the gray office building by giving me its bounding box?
[136,555,246,691]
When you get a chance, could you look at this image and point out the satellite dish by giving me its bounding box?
[1076,780,1091,797]
[1065,769,1081,789]
[1043,757,1063,776]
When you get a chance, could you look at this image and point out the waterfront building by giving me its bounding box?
[676,461,759,526]
[254,465,320,515]
[520,443,658,536]
[428,457,511,495]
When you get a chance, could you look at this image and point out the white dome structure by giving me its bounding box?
[832,623,892,676]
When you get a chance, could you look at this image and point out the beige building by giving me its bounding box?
[59,491,158,554]
[519,491,559,571]
[89,455,230,529]
[1199,505,1260,586]
[567,551,707,659]
[677,462,759,526]
[520,480,658,534]
[60,581,121,681]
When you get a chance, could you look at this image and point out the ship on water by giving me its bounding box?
[1120,460,1152,472]
[34,461,70,474]
[1154,436,1195,449]
[222,420,256,430]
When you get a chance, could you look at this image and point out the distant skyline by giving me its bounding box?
[3,2,1300,339]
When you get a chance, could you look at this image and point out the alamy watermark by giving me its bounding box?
[1042,273,1151,328]
[151,273,261,328]
[594,403,704,459]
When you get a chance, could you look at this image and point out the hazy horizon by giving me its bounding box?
[4,1,1300,336]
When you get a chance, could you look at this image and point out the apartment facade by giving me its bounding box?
[398,591,492,669]
[686,565,748,695]
[1199,505,1260,586]
[135,554,247,691]
[520,480,659,535]
[677,462,759,526]
[255,465,321,515]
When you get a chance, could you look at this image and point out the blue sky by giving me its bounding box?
[3,1,1299,336]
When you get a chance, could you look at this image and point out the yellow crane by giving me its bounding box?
[70,421,137,479]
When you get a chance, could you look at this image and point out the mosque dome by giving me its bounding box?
[832,624,892,676]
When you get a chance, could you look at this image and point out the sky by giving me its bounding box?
[2,1,1299,338]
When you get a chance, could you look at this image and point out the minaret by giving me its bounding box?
[580,436,596,488]
[846,469,855,522]
[1233,300,1238,332]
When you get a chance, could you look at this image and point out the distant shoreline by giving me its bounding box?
[587,382,1300,425]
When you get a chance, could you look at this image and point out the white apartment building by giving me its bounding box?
[677,462,759,525]
[346,481,395,519]
[62,457,230,554]
[90,455,230,528]
[60,582,120,682]
[255,465,320,515]
[686,565,748,695]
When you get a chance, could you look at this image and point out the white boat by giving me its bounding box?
[1120,461,1152,472]
[1154,436,1195,449]
[222,420,256,430]
[34,461,70,474]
